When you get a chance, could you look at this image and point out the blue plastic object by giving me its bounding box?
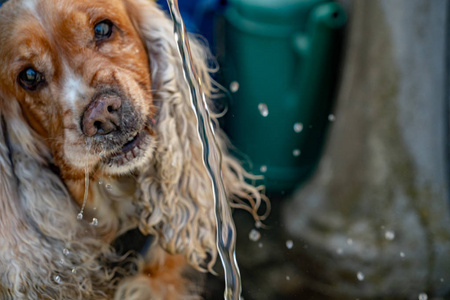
[156,0,226,52]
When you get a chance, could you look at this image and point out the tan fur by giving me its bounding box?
[0,0,268,299]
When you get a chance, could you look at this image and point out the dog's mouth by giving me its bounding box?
[103,127,152,168]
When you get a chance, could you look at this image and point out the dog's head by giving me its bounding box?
[0,0,157,178]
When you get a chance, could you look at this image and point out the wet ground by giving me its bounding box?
[203,195,450,300]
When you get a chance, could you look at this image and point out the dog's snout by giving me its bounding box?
[82,96,121,137]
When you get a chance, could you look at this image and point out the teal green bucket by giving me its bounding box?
[221,0,347,193]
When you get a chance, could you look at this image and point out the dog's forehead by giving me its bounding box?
[0,0,130,65]
[1,0,128,33]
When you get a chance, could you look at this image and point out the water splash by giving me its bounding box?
[286,240,294,249]
[260,165,267,173]
[258,103,269,117]
[165,1,242,299]
[249,229,261,242]
[230,81,239,93]
[418,293,428,300]
[356,272,365,281]
[385,230,395,240]
[77,139,92,221]
[90,218,98,226]
[293,122,303,133]
[54,275,62,284]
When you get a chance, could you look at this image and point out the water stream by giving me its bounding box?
[165,1,242,299]
[77,138,92,221]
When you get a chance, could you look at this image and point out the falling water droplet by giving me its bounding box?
[258,242,263,248]
[440,278,444,282]
[286,240,294,249]
[293,123,303,133]
[336,248,343,255]
[418,293,428,300]
[90,218,98,226]
[286,276,291,281]
[54,275,62,284]
[258,103,269,117]
[105,184,113,191]
[255,221,262,229]
[357,272,365,281]
[347,238,353,245]
[63,248,70,256]
[260,165,267,173]
[98,181,103,185]
[78,139,91,221]
[385,230,395,240]
[249,229,261,242]
[230,81,239,93]
[293,149,301,157]
[400,252,405,258]
[328,114,336,122]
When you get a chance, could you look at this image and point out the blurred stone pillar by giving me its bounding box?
[282,0,450,298]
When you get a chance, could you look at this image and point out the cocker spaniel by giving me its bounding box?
[0,0,266,299]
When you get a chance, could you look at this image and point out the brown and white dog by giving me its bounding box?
[0,0,266,299]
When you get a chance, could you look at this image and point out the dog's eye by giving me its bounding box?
[18,67,45,91]
[94,20,113,40]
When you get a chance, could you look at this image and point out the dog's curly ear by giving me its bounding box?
[124,0,267,271]
[0,98,118,299]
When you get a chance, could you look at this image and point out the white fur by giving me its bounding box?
[21,0,38,16]
[62,66,88,112]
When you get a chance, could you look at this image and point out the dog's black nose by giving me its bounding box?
[82,95,121,137]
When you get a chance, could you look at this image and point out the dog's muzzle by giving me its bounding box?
[82,94,122,137]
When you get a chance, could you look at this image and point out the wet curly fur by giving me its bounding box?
[0,0,266,299]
